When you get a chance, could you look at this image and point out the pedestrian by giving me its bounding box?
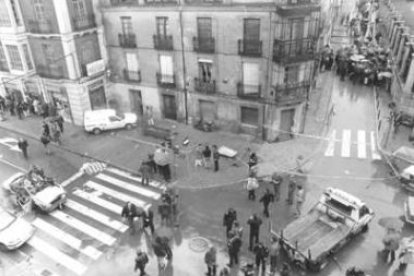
[42,102,49,118]
[121,201,139,234]
[51,122,62,145]
[269,236,280,274]
[56,115,64,133]
[382,230,400,264]
[17,138,28,159]
[253,242,269,275]
[247,214,262,251]
[227,233,242,267]
[152,236,169,269]
[248,152,258,170]
[212,144,220,172]
[231,221,243,239]
[16,101,24,120]
[40,132,51,155]
[271,172,282,202]
[142,208,155,235]
[139,160,151,186]
[203,145,212,169]
[280,262,291,276]
[134,248,149,276]
[259,189,274,218]
[295,185,305,217]
[246,173,259,201]
[170,191,179,227]
[158,198,171,226]
[42,121,50,138]
[195,143,203,167]
[204,246,217,276]
[223,208,237,238]
[286,177,296,205]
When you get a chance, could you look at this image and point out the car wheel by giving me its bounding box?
[93,128,101,135]
[125,124,132,130]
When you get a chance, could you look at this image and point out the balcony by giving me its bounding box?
[153,35,173,51]
[193,37,215,53]
[144,0,178,4]
[273,38,317,63]
[118,33,137,48]
[36,65,65,79]
[238,39,262,57]
[156,72,176,88]
[123,69,141,83]
[72,15,96,31]
[273,81,310,105]
[194,78,216,94]
[237,83,261,100]
[277,0,321,16]
[27,20,55,34]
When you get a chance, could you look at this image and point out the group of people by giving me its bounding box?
[195,143,220,172]
[40,116,64,154]
[0,93,51,120]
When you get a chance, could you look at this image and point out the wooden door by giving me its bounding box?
[162,94,177,120]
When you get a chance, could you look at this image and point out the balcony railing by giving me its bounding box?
[273,81,310,105]
[273,38,317,63]
[277,0,320,15]
[153,35,173,50]
[123,69,141,83]
[144,0,178,4]
[193,37,215,53]
[119,33,137,48]
[238,39,262,57]
[27,19,55,34]
[194,78,216,94]
[237,83,261,100]
[156,72,176,88]
[72,14,96,31]
[36,65,65,79]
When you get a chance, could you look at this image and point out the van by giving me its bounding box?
[84,109,137,135]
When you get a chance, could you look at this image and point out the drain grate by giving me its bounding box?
[188,237,210,252]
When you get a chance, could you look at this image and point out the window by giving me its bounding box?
[156,17,168,37]
[72,0,86,20]
[22,44,33,70]
[285,18,305,40]
[0,43,9,71]
[243,19,260,41]
[126,53,139,72]
[242,62,260,94]
[10,0,21,25]
[197,17,212,39]
[159,55,173,83]
[0,0,11,26]
[121,16,132,34]
[33,0,45,21]
[284,64,300,84]
[198,61,212,83]
[6,45,23,70]
[241,107,259,126]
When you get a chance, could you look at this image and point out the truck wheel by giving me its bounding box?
[125,124,132,130]
[361,224,369,233]
[93,128,101,135]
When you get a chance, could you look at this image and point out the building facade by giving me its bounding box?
[0,0,106,125]
[101,0,321,141]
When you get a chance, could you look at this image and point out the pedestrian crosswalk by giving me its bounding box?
[324,129,381,160]
[21,167,165,276]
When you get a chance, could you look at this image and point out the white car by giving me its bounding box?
[84,109,137,135]
[0,206,35,250]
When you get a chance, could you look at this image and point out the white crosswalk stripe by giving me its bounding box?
[25,167,163,276]
[324,129,382,160]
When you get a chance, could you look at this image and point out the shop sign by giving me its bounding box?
[86,59,105,76]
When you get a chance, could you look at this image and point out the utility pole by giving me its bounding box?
[179,6,189,125]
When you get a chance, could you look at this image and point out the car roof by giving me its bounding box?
[84,109,116,118]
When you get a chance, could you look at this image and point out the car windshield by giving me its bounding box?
[0,208,15,230]
[115,111,125,119]
[326,198,354,217]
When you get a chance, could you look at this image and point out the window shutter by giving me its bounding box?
[160,55,173,83]
[244,19,260,41]
[126,53,139,71]
[197,18,212,39]
[243,62,259,94]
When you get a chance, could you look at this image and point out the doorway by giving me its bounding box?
[129,89,143,118]
[162,94,177,120]
[279,108,295,141]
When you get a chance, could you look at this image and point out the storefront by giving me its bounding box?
[88,80,106,110]
[3,80,23,102]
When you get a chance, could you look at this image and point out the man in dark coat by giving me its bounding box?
[158,200,171,226]
[227,234,242,267]
[253,242,269,275]
[139,160,152,186]
[121,202,139,234]
[56,115,64,133]
[286,178,296,205]
[134,249,149,276]
[152,236,170,268]
[259,189,274,218]
[17,138,28,159]
[271,172,283,201]
[42,121,50,138]
[223,208,237,238]
[212,145,220,172]
[143,208,154,235]
[247,214,262,251]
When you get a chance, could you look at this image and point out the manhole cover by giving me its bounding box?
[188,237,210,252]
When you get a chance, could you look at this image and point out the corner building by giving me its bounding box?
[101,0,321,141]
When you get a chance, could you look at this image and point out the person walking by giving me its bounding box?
[16,101,24,120]
[17,138,28,159]
[295,185,305,217]
[269,237,280,274]
[271,172,283,202]
[286,178,296,205]
[227,233,242,267]
[248,152,258,170]
[134,248,149,276]
[247,214,262,251]
[204,246,217,276]
[203,145,212,169]
[253,242,269,275]
[56,115,64,133]
[42,121,50,138]
[219,267,230,276]
[121,202,139,234]
[142,208,154,235]
[260,189,274,218]
[40,132,51,155]
[152,236,169,269]
[223,208,237,238]
[212,145,220,172]
[158,198,171,226]
[195,143,204,167]
[231,221,243,239]
[382,230,400,264]
[139,160,151,186]
[246,173,259,201]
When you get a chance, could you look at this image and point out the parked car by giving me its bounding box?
[0,206,35,250]
[84,109,137,135]
[404,196,414,225]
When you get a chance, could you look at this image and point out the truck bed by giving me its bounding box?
[283,210,352,260]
